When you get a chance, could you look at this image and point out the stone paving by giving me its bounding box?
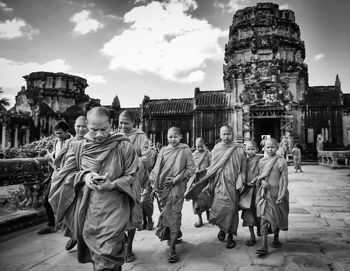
[0,165,349,271]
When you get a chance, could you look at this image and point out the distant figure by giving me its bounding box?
[316,134,324,152]
[260,136,267,150]
[291,144,303,172]
[255,138,289,256]
[279,136,288,158]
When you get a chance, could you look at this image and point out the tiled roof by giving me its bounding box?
[305,86,343,106]
[143,98,193,116]
[195,90,233,109]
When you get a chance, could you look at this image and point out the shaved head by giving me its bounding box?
[195,137,204,145]
[87,107,111,122]
[220,125,233,134]
[168,126,181,135]
[119,110,134,122]
[246,140,258,149]
[265,138,278,147]
[75,115,87,125]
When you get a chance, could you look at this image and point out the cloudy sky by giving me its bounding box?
[0,0,349,107]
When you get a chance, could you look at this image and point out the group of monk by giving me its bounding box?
[40,106,289,271]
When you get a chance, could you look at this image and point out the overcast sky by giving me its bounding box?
[0,0,349,107]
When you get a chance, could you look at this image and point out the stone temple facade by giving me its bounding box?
[0,72,100,149]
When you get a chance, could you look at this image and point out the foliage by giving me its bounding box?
[0,89,10,108]
[3,135,55,158]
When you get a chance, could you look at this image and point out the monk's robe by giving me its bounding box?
[188,149,211,214]
[291,147,301,171]
[185,142,246,235]
[151,143,195,241]
[124,128,154,218]
[241,155,261,227]
[52,133,139,270]
[256,155,289,234]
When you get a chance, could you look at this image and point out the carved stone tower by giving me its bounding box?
[223,2,308,144]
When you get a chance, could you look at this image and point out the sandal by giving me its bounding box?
[194,222,203,228]
[168,252,179,263]
[226,239,236,249]
[125,252,136,263]
[256,247,268,256]
[272,240,281,248]
[245,239,256,246]
[217,230,225,242]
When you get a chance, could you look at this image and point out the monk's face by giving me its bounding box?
[196,142,205,152]
[118,115,134,134]
[167,129,182,147]
[54,128,69,141]
[74,119,88,139]
[88,115,111,143]
[264,139,277,156]
[245,142,257,158]
[220,127,233,144]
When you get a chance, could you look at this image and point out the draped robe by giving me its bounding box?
[188,149,211,214]
[241,155,261,227]
[185,142,246,234]
[52,133,139,270]
[256,155,289,233]
[151,143,195,241]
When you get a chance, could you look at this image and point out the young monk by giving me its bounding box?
[151,127,195,263]
[185,126,246,249]
[189,137,211,228]
[118,110,154,263]
[241,141,261,246]
[255,138,289,256]
[52,107,139,270]
[291,143,303,173]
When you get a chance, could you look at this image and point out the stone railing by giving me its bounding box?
[318,151,350,168]
[0,157,51,209]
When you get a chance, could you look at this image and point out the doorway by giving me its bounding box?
[254,118,281,143]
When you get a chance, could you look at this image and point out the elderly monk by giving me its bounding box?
[185,126,246,249]
[189,137,211,228]
[255,138,289,256]
[49,116,88,251]
[118,110,154,263]
[52,107,139,271]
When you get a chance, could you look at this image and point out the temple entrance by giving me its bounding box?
[254,118,281,144]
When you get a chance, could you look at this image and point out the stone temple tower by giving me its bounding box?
[223,2,308,144]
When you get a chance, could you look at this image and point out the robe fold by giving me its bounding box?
[52,133,139,270]
[188,149,211,214]
[256,155,289,234]
[151,143,195,241]
[185,142,246,234]
[241,155,261,227]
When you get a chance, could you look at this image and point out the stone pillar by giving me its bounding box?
[237,108,244,143]
[14,125,19,148]
[25,128,30,145]
[1,124,6,150]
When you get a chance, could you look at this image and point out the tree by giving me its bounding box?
[111,94,120,109]
[0,88,10,108]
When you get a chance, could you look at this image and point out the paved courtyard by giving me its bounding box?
[0,165,349,271]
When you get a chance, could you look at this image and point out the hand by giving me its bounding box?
[96,178,115,191]
[261,180,269,189]
[239,185,245,194]
[164,177,175,188]
[150,189,155,199]
[276,195,284,204]
[84,172,101,190]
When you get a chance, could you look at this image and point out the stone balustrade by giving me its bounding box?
[318,150,350,168]
[0,157,51,208]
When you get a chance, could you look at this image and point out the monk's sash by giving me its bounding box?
[185,143,238,200]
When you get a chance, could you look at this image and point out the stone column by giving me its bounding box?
[25,128,30,145]
[1,124,6,150]
[14,124,19,148]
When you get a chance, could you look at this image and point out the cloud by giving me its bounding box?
[0,18,39,39]
[314,53,325,61]
[279,4,290,10]
[70,10,104,35]
[101,0,225,83]
[0,1,13,12]
[215,0,247,13]
[74,73,107,83]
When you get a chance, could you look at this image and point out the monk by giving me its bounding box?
[151,127,195,263]
[255,138,289,256]
[189,137,211,228]
[241,141,261,246]
[185,126,246,249]
[118,110,154,263]
[52,107,139,271]
[49,116,88,251]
